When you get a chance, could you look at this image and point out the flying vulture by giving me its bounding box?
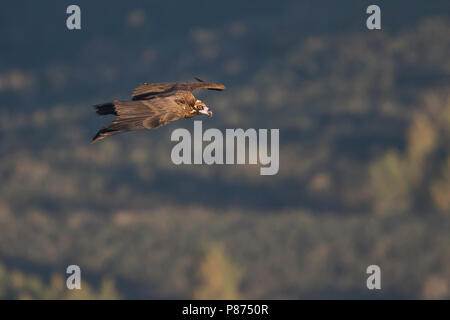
[91,78,226,143]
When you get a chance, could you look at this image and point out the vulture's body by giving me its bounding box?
[92,79,225,143]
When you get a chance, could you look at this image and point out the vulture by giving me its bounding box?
[91,78,226,143]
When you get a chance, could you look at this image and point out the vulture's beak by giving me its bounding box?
[199,106,213,117]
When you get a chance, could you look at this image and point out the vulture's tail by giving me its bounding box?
[94,102,117,116]
[91,102,123,143]
[91,101,147,143]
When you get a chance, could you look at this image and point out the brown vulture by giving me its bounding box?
[91,78,226,143]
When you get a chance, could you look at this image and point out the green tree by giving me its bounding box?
[193,243,243,299]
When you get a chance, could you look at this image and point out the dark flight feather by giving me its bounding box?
[131,80,225,100]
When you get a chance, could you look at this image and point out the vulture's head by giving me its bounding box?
[194,99,213,117]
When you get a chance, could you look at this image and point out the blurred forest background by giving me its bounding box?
[0,0,450,299]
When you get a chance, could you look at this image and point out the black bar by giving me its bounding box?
[0,300,447,318]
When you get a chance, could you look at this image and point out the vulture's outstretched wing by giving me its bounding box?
[92,96,188,143]
[132,83,178,100]
[132,81,225,100]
